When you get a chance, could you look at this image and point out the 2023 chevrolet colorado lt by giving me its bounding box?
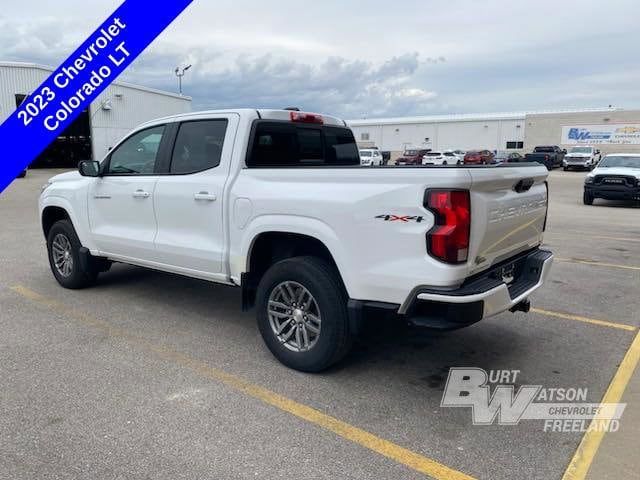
[39,109,553,372]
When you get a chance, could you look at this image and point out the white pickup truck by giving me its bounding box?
[563,146,601,171]
[39,109,553,371]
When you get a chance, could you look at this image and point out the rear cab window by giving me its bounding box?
[247,121,360,167]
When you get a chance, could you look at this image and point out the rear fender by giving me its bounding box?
[234,215,352,296]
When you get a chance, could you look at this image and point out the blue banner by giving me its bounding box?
[0,0,193,193]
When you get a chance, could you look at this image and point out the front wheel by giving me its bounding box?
[583,191,594,205]
[256,256,352,372]
[47,220,98,289]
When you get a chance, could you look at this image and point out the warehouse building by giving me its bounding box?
[0,61,191,168]
[348,107,640,158]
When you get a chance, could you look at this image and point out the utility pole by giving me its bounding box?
[174,64,192,95]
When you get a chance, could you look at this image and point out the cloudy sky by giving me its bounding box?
[2,0,639,119]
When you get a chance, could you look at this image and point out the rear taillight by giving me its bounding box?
[425,189,471,264]
[290,111,323,124]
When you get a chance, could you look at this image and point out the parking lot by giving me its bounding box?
[1,168,639,479]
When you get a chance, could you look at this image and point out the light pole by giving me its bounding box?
[174,64,192,95]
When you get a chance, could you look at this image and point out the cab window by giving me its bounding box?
[247,122,359,167]
[170,120,228,174]
[107,125,165,174]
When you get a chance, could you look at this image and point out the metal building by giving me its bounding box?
[349,112,526,156]
[0,61,192,167]
[348,107,638,158]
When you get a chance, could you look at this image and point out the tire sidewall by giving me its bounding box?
[256,258,348,372]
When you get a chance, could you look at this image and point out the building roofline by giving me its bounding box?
[347,107,624,127]
[0,61,192,101]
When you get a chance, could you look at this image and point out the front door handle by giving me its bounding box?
[194,191,217,201]
[133,190,151,199]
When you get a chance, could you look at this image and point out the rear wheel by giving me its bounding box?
[583,191,594,205]
[47,220,98,289]
[256,256,351,372]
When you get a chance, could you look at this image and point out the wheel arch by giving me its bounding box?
[40,196,95,251]
[42,205,71,239]
[239,224,351,311]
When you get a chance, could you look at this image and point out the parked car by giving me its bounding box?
[422,151,450,165]
[443,150,463,164]
[525,146,566,170]
[464,150,494,165]
[39,108,553,372]
[494,151,525,164]
[359,148,383,166]
[396,148,431,165]
[583,153,640,205]
[563,146,601,171]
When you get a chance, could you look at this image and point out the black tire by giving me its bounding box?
[583,191,594,205]
[47,220,98,289]
[563,166,568,171]
[256,256,352,372]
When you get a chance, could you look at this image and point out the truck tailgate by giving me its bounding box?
[467,165,548,275]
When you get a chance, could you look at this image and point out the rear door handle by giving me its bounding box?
[133,190,151,198]
[194,191,217,201]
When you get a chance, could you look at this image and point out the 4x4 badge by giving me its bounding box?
[375,214,424,223]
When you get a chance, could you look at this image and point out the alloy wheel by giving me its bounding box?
[52,233,74,277]
[267,281,321,352]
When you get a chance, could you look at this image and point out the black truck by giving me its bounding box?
[524,145,566,170]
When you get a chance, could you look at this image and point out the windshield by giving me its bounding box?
[569,147,592,154]
[443,152,455,156]
[534,147,554,153]
[359,150,372,157]
[426,152,441,156]
[599,155,640,168]
[404,150,418,156]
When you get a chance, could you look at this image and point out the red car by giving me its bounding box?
[463,150,495,165]
[396,148,431,165]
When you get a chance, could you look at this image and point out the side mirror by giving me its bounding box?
[78,160,101,177]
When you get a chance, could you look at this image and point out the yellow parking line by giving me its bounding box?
[9,285,475,480]
[556,257,640,271]
[531,308,637,332]
[562,330,640,480]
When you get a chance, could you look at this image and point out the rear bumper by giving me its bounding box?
[399,248,553,329]
[585,184,640,200]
